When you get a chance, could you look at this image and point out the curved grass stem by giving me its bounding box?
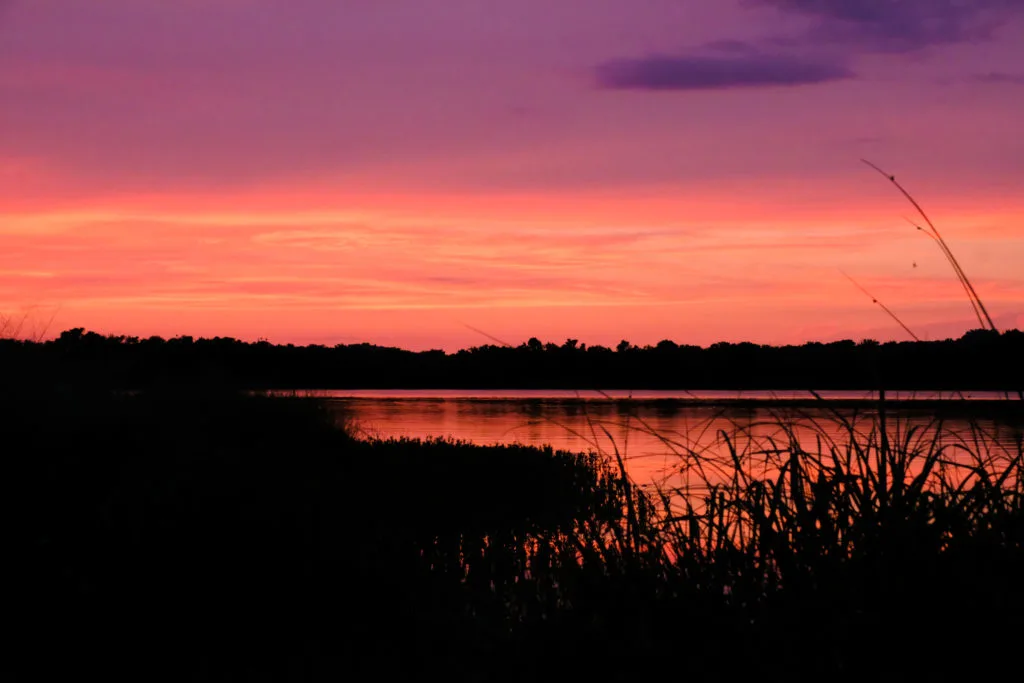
[862,159,996,331]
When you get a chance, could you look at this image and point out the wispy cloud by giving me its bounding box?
[595,50,853,90]
[0,206,909,321]
[973,71,1024,84]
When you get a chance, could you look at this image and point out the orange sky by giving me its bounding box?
[5,182,1022,349]
[2,1,1023,350]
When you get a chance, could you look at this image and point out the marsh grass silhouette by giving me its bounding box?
[547,389,1024,677]
[4,372,1024,679]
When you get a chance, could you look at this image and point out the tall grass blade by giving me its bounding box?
[839,270,920,341]
[862,159,996,331]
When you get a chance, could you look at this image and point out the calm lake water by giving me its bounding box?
[311,390,1024,490]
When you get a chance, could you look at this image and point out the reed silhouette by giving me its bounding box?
[863,159,996,331]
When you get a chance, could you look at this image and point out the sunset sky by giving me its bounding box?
[2,0,1023,350]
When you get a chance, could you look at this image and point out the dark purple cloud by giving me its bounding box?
[758,0,1023,52]
[596,51,853,90]
[595,1,1023,93]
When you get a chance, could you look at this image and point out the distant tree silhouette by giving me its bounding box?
[1,328,1022,391]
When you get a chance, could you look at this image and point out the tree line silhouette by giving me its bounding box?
[2,326,1022,391]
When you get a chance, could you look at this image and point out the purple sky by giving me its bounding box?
[2,1,1023,348]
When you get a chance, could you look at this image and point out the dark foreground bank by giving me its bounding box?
[4,387,1023,681]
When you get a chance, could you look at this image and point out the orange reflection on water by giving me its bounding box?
[326,392,1023,503]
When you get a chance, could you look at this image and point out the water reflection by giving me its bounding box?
[312,388,1015,401]
[327,395,1024,491]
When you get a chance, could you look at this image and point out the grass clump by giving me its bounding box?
[644,399,1024,676]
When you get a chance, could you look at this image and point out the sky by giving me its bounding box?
[2,0,1023,350]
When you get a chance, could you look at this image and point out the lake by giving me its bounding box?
[310,390,1024,491]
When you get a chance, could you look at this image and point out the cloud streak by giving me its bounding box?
[973,71,1024,84]
[596,52,853,90]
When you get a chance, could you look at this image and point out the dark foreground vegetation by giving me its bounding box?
[4,383,1023,681]
[3,326,1024,390]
